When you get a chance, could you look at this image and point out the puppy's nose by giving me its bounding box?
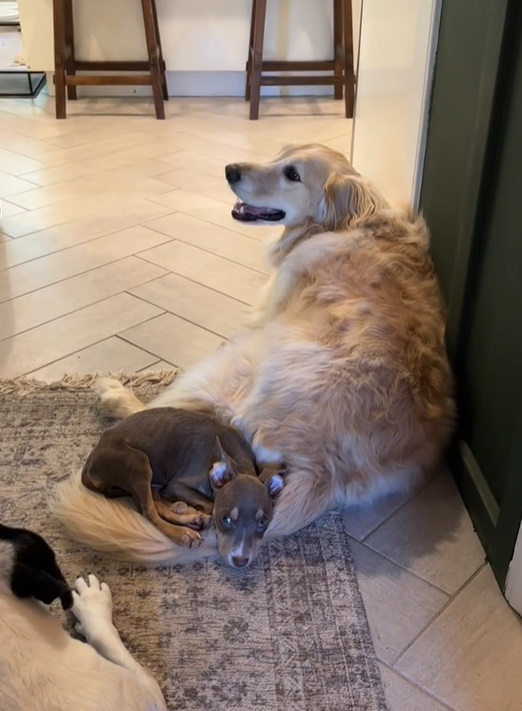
[225,164,241,184]
[231,556,249,568]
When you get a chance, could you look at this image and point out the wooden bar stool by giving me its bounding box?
[245,0,355,120]
[52,0,168,119]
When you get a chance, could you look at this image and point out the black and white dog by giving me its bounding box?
[0,523,166,711]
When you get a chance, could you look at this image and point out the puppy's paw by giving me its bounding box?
[72,575,113,637]
[181,529,202,548]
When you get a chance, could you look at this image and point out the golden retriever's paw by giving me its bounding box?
[181,529,202,548]
[170,501,189,514]
[186,513,213,530]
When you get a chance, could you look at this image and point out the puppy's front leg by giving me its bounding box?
[72,575,166,709]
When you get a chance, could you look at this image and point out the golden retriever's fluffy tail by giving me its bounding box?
[52,471,217,565]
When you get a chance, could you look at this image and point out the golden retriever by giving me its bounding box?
[53,144,455,565]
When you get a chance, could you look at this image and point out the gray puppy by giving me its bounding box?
[81,407,286,568]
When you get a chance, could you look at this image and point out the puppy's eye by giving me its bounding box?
[257,516,269,530]
[221,513,232,527]
[284,166,301,182]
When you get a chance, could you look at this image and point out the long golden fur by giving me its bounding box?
[53,144,455,564]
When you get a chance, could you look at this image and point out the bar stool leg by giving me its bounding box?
[141,0,165,119]
[150,0,169,101]
[245,0,258,101]
[52,0,67,119]
[333,0,343,100]
[249,0,267,120]
[343,0,355,118]
[63,0,77,100]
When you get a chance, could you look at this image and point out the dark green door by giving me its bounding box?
[420,0,522,588]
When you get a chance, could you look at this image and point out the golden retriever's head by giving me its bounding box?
[225,143,386,231]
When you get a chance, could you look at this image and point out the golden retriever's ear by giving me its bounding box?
[319,173,382,231]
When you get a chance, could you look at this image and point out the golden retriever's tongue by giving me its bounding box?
[232,201,285,222]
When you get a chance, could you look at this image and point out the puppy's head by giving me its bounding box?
[209,438,286,569]
[225,143,385,230]
[0,523,73,610]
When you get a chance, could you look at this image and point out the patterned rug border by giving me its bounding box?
[0,369,179,396]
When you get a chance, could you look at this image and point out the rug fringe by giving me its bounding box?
[0,369,179,396]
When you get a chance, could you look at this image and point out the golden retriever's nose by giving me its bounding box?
[225,164,241,184]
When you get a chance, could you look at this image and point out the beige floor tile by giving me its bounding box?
[22,144,179,187]
[130,272,248,338]
[149,187,280,242]
[0,225,171,301]
[0,147,46,176]
[1,204,175,269]
[379,664,452,711]
[145,212,267,272]
[30,337,160,382]
[0,257,166,340]
[342,488,416,542]
[160,150,227,179]
[140,240,266,304]
[120,312,224,370]
[0,194,172,239]
[0,293,162,378]
[396,566,522,711]
[8,168,174,211]
[173,130,272,163]
[350,539,449,664]
[154,167,235,205]
[0,200,26,219]
[32,130,161,168]
[0,170,38,199]
[365,472,486,594]
[0,127,57,161]
[137,359,176,373]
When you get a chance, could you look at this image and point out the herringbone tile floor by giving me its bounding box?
[1,94,521,711]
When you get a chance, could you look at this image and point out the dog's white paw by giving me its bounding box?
[72,574,113,637]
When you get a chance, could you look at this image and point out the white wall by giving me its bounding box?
[350,0,441,207]
[20,0,361,76]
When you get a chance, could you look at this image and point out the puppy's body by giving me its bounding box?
[0,525,165,711]
[81,408,284,566]
[54,144,454,566]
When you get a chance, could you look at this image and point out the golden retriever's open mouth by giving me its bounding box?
[232,201,286,222]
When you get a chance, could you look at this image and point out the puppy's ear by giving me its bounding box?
[259,463,288,498]
[209,437,238,490]
[11,564,73,610]
[318,173,380,231]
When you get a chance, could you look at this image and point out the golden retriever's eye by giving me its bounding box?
[284,166,301,182]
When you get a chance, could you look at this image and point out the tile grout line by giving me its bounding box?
[20,319,166,379]
[390,562,488,668]
[358,477,437,544]
[379,660,460,711]
[122,290,233,344]
[0,264,170,343]
[0,215,177,271]
[140,224,269,275]
[0,235,175,303]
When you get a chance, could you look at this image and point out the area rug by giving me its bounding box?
[0,374,388,711]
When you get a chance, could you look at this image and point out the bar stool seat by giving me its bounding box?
[245,0,355,120]
[52,0,168,119]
